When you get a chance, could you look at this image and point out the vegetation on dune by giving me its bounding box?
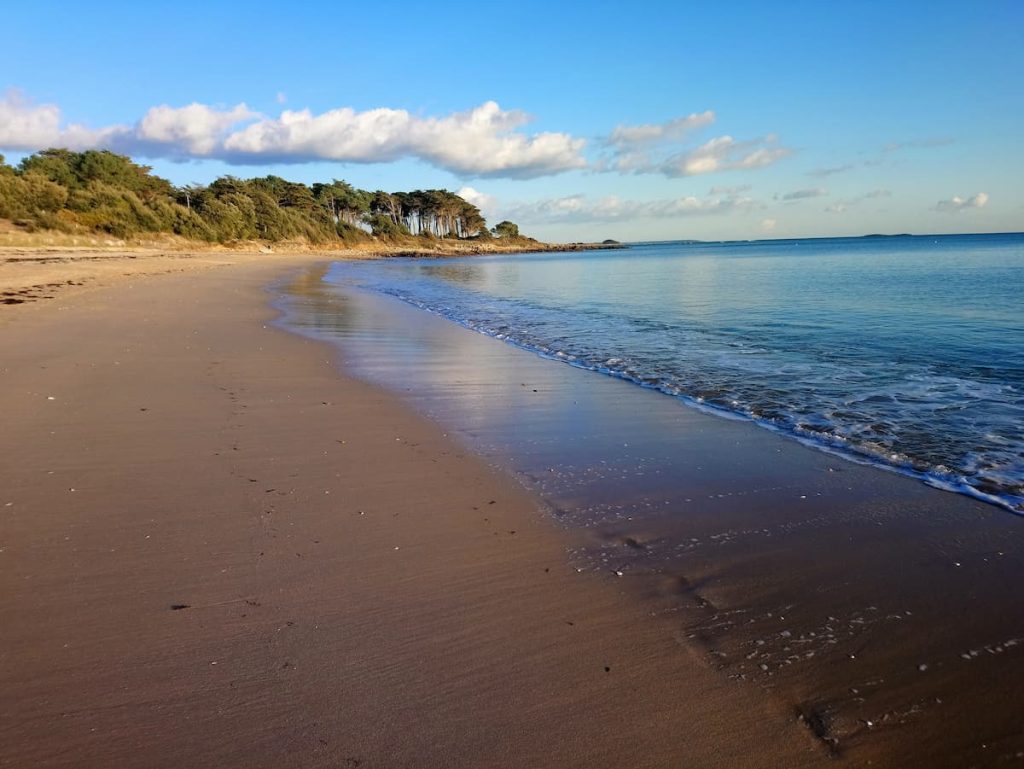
[0,149,526,247]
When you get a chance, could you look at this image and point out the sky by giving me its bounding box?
[1,0,1021,241]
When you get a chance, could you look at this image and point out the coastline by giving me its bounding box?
[0,252,823,768]
[282,262,1024,767]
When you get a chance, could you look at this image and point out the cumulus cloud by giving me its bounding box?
[0,91,586,179]
[456,185,497,215]
[222,101,586,178]
[0,90,791,181]
[934,192,988,213]
[0,89,125,150]
[0,91,259,156]
[503,190,756,224]
[133,103,258,156]
[0,90,62,148]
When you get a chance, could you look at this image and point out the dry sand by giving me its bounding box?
[0,252,827,768]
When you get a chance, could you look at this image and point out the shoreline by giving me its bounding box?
[0,252,824,768]
[308,258,1020,517]
[280,263,1024,767]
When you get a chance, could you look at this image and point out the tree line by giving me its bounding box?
[0,148,523,245]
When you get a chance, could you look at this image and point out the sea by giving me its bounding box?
[310,232,1024,513]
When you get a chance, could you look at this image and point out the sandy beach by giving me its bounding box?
[4,3,1018,765]
[0,251,829,768]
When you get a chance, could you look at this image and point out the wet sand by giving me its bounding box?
[0,254,828,768]
[279,266,1024,768]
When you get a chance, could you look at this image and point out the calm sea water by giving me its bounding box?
[326,233,1024,512]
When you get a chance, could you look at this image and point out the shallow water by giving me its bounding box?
[322,233,1024,512]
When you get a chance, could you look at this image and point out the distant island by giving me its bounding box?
[0,148,617,255]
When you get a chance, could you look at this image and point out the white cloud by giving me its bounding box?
[456,186,497,215]
[503,190,756,224]
[222,100,586,178]
[0,92,586,179]
[0,91,128,151]
[135,103,257,156]
[0,90,62,149]
[778,187,828,201]
[658,135,791,177]
[600,112,790,178]
[0,90,791,182]
[934,192,988,213]
[275,92,287,105]
[760,218,777,232]
[605,111,715,148]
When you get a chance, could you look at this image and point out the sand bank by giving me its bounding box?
[0,253,824,767]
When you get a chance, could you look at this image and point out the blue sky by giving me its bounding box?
[1,0,1021,241]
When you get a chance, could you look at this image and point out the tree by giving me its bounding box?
[2,148,491,247]
[366,212,407,238]
[492,220,520,238]
[313,180,370,226]
[367,191,416,238]
[458,199,486,238]
[19,149,78,188]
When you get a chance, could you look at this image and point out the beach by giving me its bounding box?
[3,3,1018,765]
[0,251,829,768]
